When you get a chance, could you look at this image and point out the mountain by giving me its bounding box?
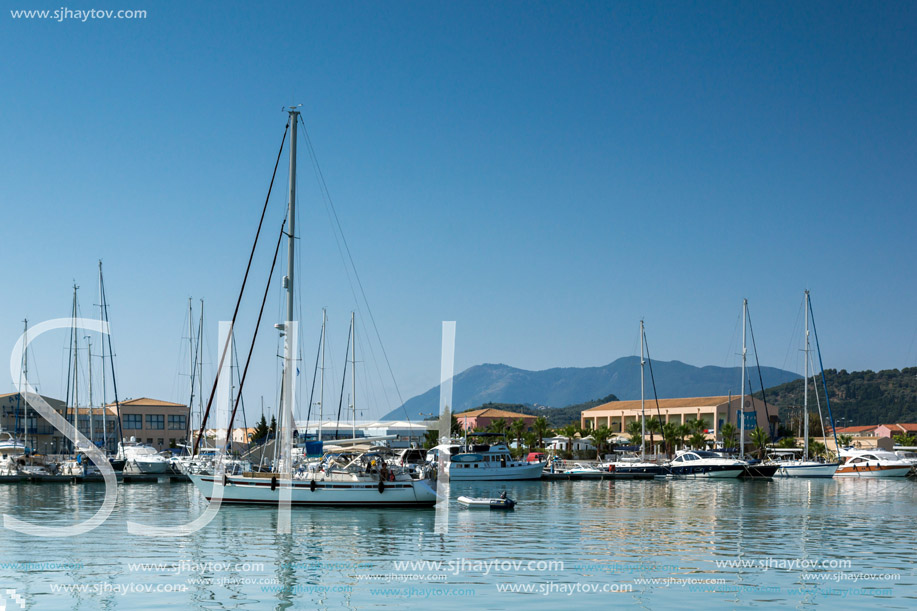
[384,357,800,421]
[756,367,917,427]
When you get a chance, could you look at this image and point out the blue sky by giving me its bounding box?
[1,1,915,421]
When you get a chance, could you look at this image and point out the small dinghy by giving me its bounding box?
[457,495,516,510]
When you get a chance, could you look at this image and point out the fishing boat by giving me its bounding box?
[188,109,437,507]
[835,450,912,478]
[427,433,546,481]
[457,495,516,510]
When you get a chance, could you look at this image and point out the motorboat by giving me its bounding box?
[427,434,546,481]
[768,449,839,478]
[565,462,606,479]
[117,438,171,474]
[665,450,745,478]
[835,450,913,477]
[457,495,516,510]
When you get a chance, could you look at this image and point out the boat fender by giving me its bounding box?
[222,474,228,487]
[378,479,385,494]
[310,479,317,492]
[388,471,395,482]
[271,476,278,491]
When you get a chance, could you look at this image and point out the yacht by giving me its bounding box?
[427,434,546,481]
[769,449,839,478]
[565,462,606,479]
[835,450,913,477]
[117,438,171,474]
[665,450,745,478]
[189,451,437,506]
[0,435,27,476]
[188,109,439,509]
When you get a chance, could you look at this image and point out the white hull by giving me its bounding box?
[189,473,438,506]
[775,462,839,478]
[127,459,170,474]
[835,466,912,478]
[445,461,545,481]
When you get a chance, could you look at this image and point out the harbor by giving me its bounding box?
[4,2,917,609]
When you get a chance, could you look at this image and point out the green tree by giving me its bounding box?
[808,438,827,459]
[749,427,769,459]
[626,421,644,447]
[488,418,508,436]
[662,422,680,457]
[676,424,691,450]
[533,416,549,450]
[646,416,662,454]
[689,432,708,449]
[423,429,439,449]
[592,425,611,457]
[776,436,798,449]
[249,414,270,444]
[510,419,527,450]
[837,434,854,448]
[720,422,737,449]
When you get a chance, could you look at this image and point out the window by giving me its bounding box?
[146,414,164,430]
[124,414,142,429]
[157,438,164,447]
[147,438,153,444]
[168,415,187,430]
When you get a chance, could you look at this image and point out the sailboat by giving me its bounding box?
[611,320,667,476]
[774,291,839,478]
[188,109,436,507]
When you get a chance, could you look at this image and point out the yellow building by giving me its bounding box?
[581,395,777,441]
[111,397,190,451]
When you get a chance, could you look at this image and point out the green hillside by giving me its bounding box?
[757,367,917,426]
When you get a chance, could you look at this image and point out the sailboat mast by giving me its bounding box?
[351,311,356,440]
[640,319,646,461]
[319,308,325,442]
[98,262,108,452]
[280,107,299,475]
[87,336,94,447]
[70,284,80,454]
[187,297,195,446]
[740,298,747,459]
[803,290,810,461]
[19,319,28,448]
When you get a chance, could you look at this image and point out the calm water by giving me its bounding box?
[1,478,915,609]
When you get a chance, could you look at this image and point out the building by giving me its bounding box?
[0,392,68,453]
[454,408,536,432]
[580,395,778,441]
[833,425,879,438]
[109,397,190,452]
[874,423,917,438]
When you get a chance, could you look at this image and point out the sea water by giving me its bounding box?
[0,477,915,609]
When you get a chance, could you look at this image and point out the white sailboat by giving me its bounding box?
[774,291,839,478]
[189,108,436,507]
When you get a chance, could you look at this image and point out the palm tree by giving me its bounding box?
[488,418,508,436]
[837,434,853,448]
[533,416,549,449]
[749,427,769,459]
[808,438,827,459]
[676,424,691,450]
[662,422,680,457]
[776,436,797,449]
[510,419,527,450]
[592,425,611,457]
[689,432,708,449]
[646,416,662,454]
[720,422,737,449]
[626,421,643,447]
[560,424,578,452]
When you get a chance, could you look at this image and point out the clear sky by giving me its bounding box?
[2,1,915,422]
